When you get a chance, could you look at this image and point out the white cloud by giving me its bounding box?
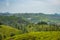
[34,0,60,6]
[47,0,60,6]
[0,0,60,14]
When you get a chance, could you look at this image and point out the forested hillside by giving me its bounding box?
[13,13,60,23]
[0,13,60,40]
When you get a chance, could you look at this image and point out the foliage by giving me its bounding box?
[0,13,60,40]
[0,34,2,40]
[6,31,60,40]
[0,25,22,40]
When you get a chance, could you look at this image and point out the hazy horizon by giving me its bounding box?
[0,0,60,14]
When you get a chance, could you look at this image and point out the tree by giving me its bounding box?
[10,33,15,37]
[0,34,2,40]
[37,21,47,25]
[0,22,3,25]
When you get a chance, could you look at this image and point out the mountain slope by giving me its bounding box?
[0,16,29,28]
[14,13,60,23]
[0,25,22,40]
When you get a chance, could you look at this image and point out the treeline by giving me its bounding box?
[0,16,29,27]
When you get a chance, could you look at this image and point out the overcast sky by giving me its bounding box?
[0,0,60,14]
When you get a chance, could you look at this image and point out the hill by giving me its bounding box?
[1,13,60,23]
[0,15,29,28]
[0,13,60,33]
[0,13,60,40]
[0,25,22,40]
[10,13,60,23]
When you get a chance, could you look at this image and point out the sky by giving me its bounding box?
[0,0,60,14]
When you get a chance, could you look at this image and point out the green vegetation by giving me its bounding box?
[6,31,60,40]
[0,13,60,40]
[0,25,22,40]
[13,13,60,23]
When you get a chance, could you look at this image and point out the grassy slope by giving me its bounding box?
[6,31,60,40]
[0,25,22,40]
